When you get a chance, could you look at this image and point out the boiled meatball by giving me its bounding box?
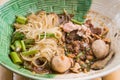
[51,55,71,73]
[92,39,109,59]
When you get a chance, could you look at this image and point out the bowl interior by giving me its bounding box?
[0,0,120,80]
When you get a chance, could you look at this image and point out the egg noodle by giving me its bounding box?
[14,11,63,68]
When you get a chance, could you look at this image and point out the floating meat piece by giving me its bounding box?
[91,27,102,35]
[65,30,80,44]
[91,51,114,70]
[85,20,102,35]
[85,19,94,28]
[72,41,81,53]
[61,22,80,33]
[66,44,73,52]
[58,13,73,24]
[77,25,91,38]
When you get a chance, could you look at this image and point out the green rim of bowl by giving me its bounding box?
[0,0,91,79]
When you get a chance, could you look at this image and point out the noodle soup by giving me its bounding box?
[9,10,113,74]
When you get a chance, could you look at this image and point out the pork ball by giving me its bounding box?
[92,39,109,59]
[51,55,71,73]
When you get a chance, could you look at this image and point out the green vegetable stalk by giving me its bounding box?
[71,19,83,25]
[40,33,56,39]
[14,40,22,52]
[16,16,27,24]
[24,39,35,45]
[12,32,25,43]
[10,52,22,64]
[76,52,84,59]
[10,45,15,51]
[22,50,38,56]
[21,40,26,51]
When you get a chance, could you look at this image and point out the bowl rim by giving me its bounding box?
[0,0,120,80]
[1,61,120,80]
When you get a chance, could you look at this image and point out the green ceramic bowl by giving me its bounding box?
[2,0,120,80]
[0,0,92,79]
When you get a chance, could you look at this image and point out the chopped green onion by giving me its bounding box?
[26,45,33,48]
[40,33,55,39]
[81,63,88,68]
[76,52,84,59]
[71,19,83,25]
[24,39,35,45]
[67,33,70,36]
[16,16,27,24]
[10,45,15,51]
[21,40,26,51]
[22,50,38,56]
[12,32,25,43]
[86,48,90,51]
[14,40,22,52]
[10,52,22,64]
